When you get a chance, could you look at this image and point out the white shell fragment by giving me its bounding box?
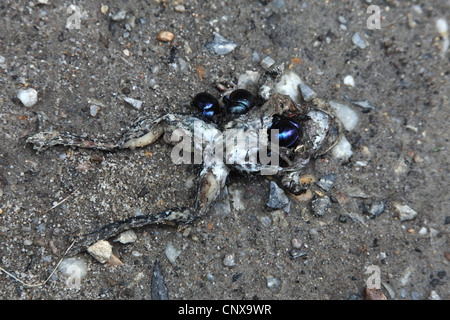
[331,135,353,161]
[274,71,303,103]
[298,83,317,101]
[123,97,143,110]
[87,240,112,263]
[17,88,38,107]
[329,101,359,131]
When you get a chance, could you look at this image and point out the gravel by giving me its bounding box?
[266,181,290,209]
[17,88,38,107]
[205,32,238,55]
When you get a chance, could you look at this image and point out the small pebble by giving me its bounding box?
[267,181,290,209]
[90,105,100,117]
[111,9,126,22]
[352,32,367,49]
[123,97,143,110]
[174,5,185,12]
[223,253,236,267]
[393,202,418,221]
[343,75,355,87]
[100,4,109,15]
[156,30,174,42]
[87,240,112,264]
[275,71,303,103]
[164,242,181,265]
[418,227,427,235]
[338,15,347,24]
[436,18,449,56]
[252,51,261,63]
[399,265,414,285]
[311,196,331,216]
[205,32,237,55]
[331,136,353,161]
[366,200,386,219]
[266,277,281,291]
[291,238,302,249]
[17,88,38,107]
[298,83,317,101]
[0,55,6,69]
[316,173,337,192]
[114,230,137,244]
[329,101,359,131]
[232,273,242,282]
[260,215,272,228]
[289,249,307,260]
[260,56,275,69]
[429,291,441,300]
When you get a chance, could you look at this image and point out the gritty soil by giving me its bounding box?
[0,0,448,300]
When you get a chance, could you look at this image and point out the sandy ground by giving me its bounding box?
[0,0,448,300]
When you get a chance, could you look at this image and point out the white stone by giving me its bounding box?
[352,32,367,49]
[0,55,6,69]
[90,105,100,117]
[87,240,112,263]
[266,277,281,290]
[123,97,143,110]
[393,203,418,221]
[111,9,126,22]
[274,71,302,103]
[223,253,236,267]
[260,56,275,69]
[114,230,137,244]
[331,136,353,161]
[164,242,181,265]
[329,101,359,131]
[418,227,427,235]
[343,75,355,87]
[17,88,38,107]
[436,18,448,36]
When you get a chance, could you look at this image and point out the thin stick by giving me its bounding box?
[0,239,76,287]
[41,189,78,215]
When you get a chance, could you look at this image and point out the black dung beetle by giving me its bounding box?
[223,89,255,115]
[191,92,221,120]
[267,115,302,148]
